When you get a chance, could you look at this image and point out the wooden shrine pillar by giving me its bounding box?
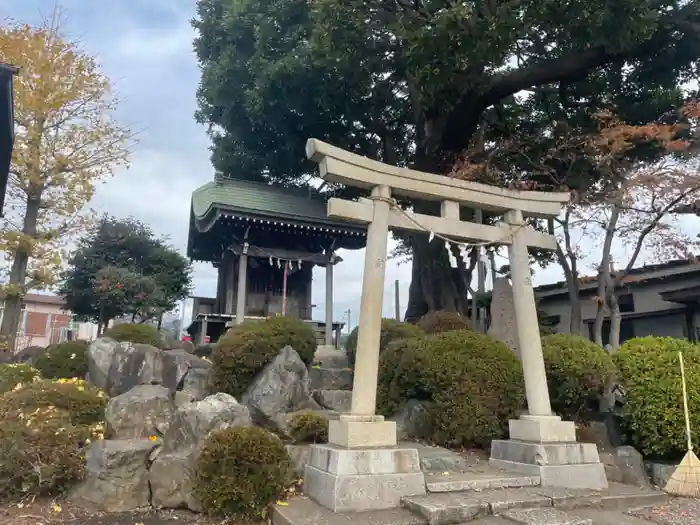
[235,242,249,325]
[325,252,334,347]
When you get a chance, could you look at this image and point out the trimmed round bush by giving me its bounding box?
[0,363,40,395]
[541,334,617,421]
[615,336,700,459]
[287,412,328,444]
[346,318,424,368]
[104,323,162,346]
[417,310,471,334]
[193,426,292,519]
[34,340,89,380]
[0,420,90,501]
[377,329,525,447]
[210,316,317,398]
[0,378,107,427]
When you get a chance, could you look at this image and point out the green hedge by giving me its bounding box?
[34,340,90,379]
[541,334,617,421]
[104,323,162,346]
[377,329,525,447]
[210,316,317,398]
[345,319,424,368]
[615,336,700,459]
[193,427,292,518]
[0,363,40,395]
[416,310,471,334]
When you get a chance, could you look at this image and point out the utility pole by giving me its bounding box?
[394,280,400,321]
[344,308,352,333]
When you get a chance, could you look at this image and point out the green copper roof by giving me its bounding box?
[190,179,367,233]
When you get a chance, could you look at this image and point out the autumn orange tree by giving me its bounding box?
[0,13,133,347]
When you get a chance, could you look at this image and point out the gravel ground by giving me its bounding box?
[630,498,700,525]
[0,499,261,525]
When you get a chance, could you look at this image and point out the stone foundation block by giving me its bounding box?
[328,417,397,448]
[509,416,577,443]
[490,440,601,466]
[303,444,426,512]
[490,459,608,490]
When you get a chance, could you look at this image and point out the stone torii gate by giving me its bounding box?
[302,139,608,514]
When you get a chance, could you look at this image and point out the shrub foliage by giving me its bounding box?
[377,329,524,447]
[0,363,40,395]
[0,378,106,501]
[34,340,90,379]
[210,316,317,398]
[615,336,700,459]
[193,426,292,518]
[346,318,424,367]
[416,310,471,334]
[0,378,107,427]
[287,412,328,443]
[541,334,617,421]
[104,322,162,346]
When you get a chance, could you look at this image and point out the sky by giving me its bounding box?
[3,0,700,331]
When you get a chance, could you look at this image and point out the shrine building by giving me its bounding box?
[186,177,367,346]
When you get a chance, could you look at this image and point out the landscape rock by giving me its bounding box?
[105,384,175,439]
[309,366,353,390]
[646,461,677,488]
[181,366,210,400]
[599,451,624,483]
[69,439,157,512]
[162,392,252,453]
[174,391,196,407]
[242,346,317,427]
[107,342,165,396]
[149,447,200,511]
[488,277,519,357]
[87,338,121,391]
[285,444,311,476]
[162,349,211,392]
[390,399,430,441]
[313,389,351,412]
[613,446,653,489]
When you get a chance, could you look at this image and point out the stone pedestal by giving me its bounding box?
[490,416,608,490]
[303,415,426,512]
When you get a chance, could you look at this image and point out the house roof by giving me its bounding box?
[536,258,700,299]
[24,293,65,306]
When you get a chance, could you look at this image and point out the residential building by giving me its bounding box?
[0,293,99,350]
[535,259,700,345]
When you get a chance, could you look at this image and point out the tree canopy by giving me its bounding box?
[193,0,700,319]
[0,12,133,343]
[60,216,192,328]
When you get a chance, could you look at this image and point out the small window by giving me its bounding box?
[618,294,635,313]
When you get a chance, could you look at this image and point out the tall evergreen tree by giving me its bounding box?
[193,0,700,319]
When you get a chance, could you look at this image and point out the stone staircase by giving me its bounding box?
[273,443,669,525]
[309,349,353,413]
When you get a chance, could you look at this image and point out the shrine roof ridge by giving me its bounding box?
[306,138,571,217]
[190,179,366,232]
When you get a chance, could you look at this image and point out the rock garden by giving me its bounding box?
[0,313,697,524]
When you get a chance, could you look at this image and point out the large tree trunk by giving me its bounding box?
[0,194,41,350]
[548,217,582,335]
[608,291,621,352]
[593,204,620,346]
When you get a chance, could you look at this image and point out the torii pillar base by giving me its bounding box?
[489,415,608,490]
[303,415,426,512]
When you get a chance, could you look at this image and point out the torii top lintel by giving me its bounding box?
[306,138,570,219]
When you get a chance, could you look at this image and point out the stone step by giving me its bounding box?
[425,472,540,493]
[501,508,592,525]
[271,496,426,525]
[309,366,353,391]
[401,484,667,525]
[313,353,350,369]
[313,389,352,412]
